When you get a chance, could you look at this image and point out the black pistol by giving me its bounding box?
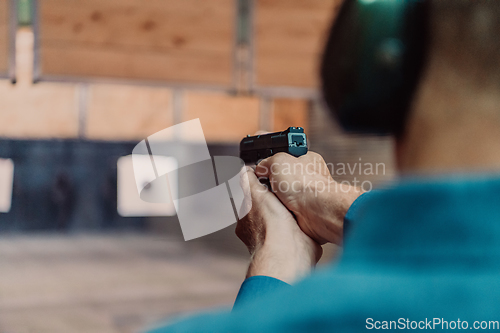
[240,127,308,165]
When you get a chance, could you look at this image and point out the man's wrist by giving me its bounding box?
[246,244,315,284]
[246,231,318,284]
[337,185,365,219]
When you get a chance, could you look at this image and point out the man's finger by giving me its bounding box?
[255,157,272,177]
[243,166,267,192]
[244,166,259,186]
[255,152,292,178]
[255,154,282,177]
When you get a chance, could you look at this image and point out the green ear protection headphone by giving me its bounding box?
[321,0,429,136]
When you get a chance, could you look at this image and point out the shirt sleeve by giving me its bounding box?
[233,275,291,309]
[343,191,372,239]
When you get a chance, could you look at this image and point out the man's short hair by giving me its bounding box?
[430,0,500,89]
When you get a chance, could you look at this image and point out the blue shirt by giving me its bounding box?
[148,175,500,332]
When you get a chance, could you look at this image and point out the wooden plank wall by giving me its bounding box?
[254,0,341,88]
[38,0,235,86]
[86,85,173,141]
[0,0,9,75]
[36,0,344,90]
[183,91,260,142]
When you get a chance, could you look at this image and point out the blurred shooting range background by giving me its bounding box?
[0,0,395,332]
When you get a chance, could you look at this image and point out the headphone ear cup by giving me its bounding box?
[321,0,429,136]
